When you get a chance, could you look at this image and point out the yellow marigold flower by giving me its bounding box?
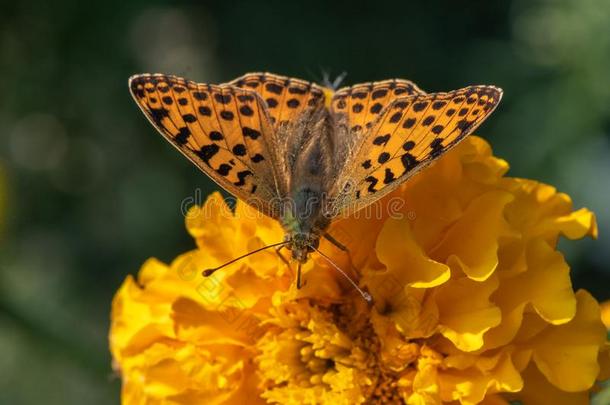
[601,301,610,331]
[109,136,609,404]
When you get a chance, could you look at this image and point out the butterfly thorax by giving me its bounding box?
[279,107,336,262]
[280,157,331,262]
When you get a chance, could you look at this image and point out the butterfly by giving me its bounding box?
[129,72,502,298]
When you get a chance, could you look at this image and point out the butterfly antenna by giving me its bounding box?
[203,241,289,277]
[320,67,332,88]
[331,71,347,89]
[310,245,372,303]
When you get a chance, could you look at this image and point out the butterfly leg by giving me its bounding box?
[275,245,290,267]
[296,262,306,289]
[323,233,348,252]
[324,232,359,273]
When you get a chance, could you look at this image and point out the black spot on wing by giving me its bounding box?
[287,98,300,108]
[237,94,254,102]
[217,163,232,176]
[182,113,197,123]
[174,127,191,145]
[432,101,446,110]
[242,127,261,139]
[456,119,471,132]
[220,110,234,121]
[251,153,265,163]
[430,138,444,157]
[198,106,212,116]
[214,93,232,104]
[234,170,253,186]
[422,115,435,126]
[232,144,247,156]
[372,89,388,99]
[265,83,283,94]
[403,118,416,129]
[401,153,418,172]
[370,103,383,114]
[149,107,169,125]
[402,140,415,151]
[383,168,396,184]
[209,131,224,141]
[413,101,428,111]
[195,144,220,165]
[365,176,378,193]
[288,86,307,94]
[193,91,207,100]
[373,134,390,146]
[389,112,402,123]
[431,125,444,135]
[239,105,254,116]
[378,152,390,164]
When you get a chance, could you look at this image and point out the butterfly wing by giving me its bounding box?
[328,85,503,216]
[229,72,327,128]
[229,73,330,193]
[330,79,425,136]
[129,73,283,218]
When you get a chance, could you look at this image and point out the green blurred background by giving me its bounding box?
[0,0,609,403]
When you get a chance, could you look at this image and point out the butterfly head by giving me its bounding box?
[286,232,319,263]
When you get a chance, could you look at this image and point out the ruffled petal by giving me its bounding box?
[435,275,501,352]
[431,191,516,281]
[528,290,607,392]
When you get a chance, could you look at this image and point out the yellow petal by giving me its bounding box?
[373,216,450,290]
[529,290,607,392]
[599,300,610,330]
[171,297,265,346]
[431,190,515,281]
[435,274,501,352]
[506,363,590,405]
[439,350,522,405]
[482,238,577,350]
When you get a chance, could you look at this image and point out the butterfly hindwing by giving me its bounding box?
[330,79,425,139]
[129,73,282,218]
[329,85,503,215]
[230,72,327,129]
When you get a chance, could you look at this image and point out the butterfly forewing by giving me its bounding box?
[129,73,282,218]
[329,85,503,216]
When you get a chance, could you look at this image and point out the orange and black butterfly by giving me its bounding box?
[129,72,502,298]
